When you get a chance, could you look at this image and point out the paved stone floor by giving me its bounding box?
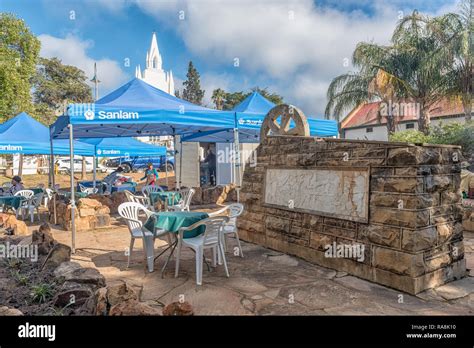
[45,218,474,315]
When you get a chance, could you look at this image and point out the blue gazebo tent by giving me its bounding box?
[79,137,166,157]
[50,78,238,252]
[51,78,235,139]
[181,91,338,143]
[0,112,94,155]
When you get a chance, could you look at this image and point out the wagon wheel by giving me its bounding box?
[260,104,310,141]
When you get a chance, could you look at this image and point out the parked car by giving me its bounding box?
[56,158,107,173]
[105,153,175,173]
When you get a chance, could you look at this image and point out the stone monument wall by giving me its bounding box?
[237,136,466,294]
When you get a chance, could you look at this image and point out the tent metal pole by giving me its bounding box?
[49,133,57,224]
[92,154,97,189]
[233,112,241,202]
[69,124,76,254]
[178,137,183,190]
[165,144,169,189]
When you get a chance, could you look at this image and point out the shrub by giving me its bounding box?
[389,129,431,143]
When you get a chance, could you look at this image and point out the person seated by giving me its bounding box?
[102,167,124,193]
[140,163,159,186]
[6,176,25,196]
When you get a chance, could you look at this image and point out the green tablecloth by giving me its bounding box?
[144,211,208,239]
[149,191,182,206]
[0,196,23,209]
[60,191,89,199]
[30,188,44,195]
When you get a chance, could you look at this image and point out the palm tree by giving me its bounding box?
[211,88,226,110]
[389,11,459,133]
[325,42,400,135]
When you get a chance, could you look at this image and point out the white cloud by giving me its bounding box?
[38,34,129,94]
[109,0,460,115]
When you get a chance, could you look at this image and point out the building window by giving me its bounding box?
[366,127,373,133]
[406,123,415,129]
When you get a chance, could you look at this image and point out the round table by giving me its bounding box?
[0,196,23,210]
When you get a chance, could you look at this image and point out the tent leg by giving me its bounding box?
[93,155,97,189]
[233,128,241,203]
[165,146,169,189]
[49,134,57,224]
[69,124,76,254]
[178,138,183,190]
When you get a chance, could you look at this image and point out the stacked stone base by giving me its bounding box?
[191,184,237,206]
[49,198,111,231]
[238,136,467,295]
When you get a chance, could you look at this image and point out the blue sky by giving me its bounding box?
[1,0,460,116]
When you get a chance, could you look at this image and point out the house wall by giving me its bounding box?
[343,116,467,141]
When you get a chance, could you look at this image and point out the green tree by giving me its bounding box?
[32,57,93,124]
[387,11,460,133]
[0,13,40,122]
[182,61,204,105]
[211,88,226,110]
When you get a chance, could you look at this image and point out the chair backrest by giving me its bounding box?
[14,190,34,199]
[142,185,164,196]
[31,192,44,207]
[180,188,195,209]
[45,188,54,199]
[84,187,98,195]
[118,202,145,235]
[2,182,12,189]
[227,203,244,225]
[201,216,229,246]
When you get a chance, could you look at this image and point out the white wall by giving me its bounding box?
[344,116,467,141]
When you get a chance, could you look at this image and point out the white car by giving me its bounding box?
[56,158,106,173]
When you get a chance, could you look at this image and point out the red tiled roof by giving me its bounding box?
[341,99,471,129]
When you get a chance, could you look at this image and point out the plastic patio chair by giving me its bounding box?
[174,216,230,286]
[208,203,245,257]
[24,192,44,223]
[141,185,164,196]
[43,188,53,207]
[14,190,34,219]
[168,188,195,212]
[118,202,167,270]
[79,184,98,195]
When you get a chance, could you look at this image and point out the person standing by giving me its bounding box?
[141,162,160,186]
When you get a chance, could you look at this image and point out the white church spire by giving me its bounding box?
[136,32,175,96]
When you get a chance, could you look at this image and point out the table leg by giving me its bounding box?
[161,241,178,278]
[143,235,155,273]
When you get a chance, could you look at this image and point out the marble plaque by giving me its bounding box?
[264,168,369,222]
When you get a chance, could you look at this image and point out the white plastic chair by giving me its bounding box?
[169,188,195,212]
[118,202,167,271]
[25,192,44,223]
[174,216,230,285]
[43,188,53,207]
[124,190,149,206]
[14,190,34,219]
[79,184,98,195]
[2,182,12,189]
[208,203,245,257]
[141,185,164,196]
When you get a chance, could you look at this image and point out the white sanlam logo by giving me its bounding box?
[84,109,95,120]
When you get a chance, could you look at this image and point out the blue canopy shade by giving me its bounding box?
[0,112,94,155]
[50,78,235,139]
[79,137,166,157]
[182,92,339,143]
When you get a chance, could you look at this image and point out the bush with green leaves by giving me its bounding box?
[389,129,431,143]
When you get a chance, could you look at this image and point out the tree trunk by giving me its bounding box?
[417,104,429,135]
[81,156,86,179]
[18,154,23,177]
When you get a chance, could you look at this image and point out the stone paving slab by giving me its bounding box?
[46,219,474,316]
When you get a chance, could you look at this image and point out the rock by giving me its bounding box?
[32,224,55,255]
[0,306,23,316]
[78,198,102,209]
[53,261,82,279]
[42,243,71,269]
[79,208,96,217]
[162,301,194,316]
[95,287,108,315]
[0,213,28,236]
[109,300,161,316]
[106,282,138,306]
[373,247,425,276]
[63,268,106,287]
[54,281,94,308]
